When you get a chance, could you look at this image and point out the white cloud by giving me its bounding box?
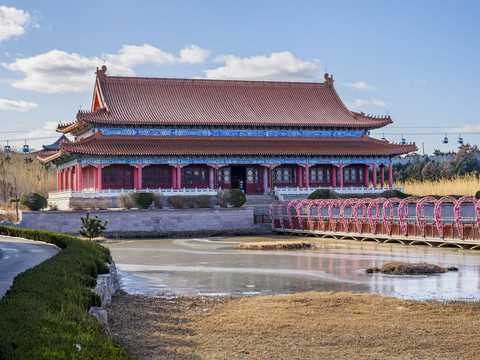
[3,44,211,93]
[449,124,480,134]
[105,44,177,76]
[402,79,427,86]
[348,98,388,109]
[179,45,210,64]
[339,81,377,91]
[3,50,101,93]
[0,6,32,42]
[203,52,320,81]
[0,98,37,111]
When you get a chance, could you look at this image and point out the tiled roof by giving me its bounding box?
[41,135,70,151]
[37,150,61,162]
[72,70,392,129]
[60,133,416,157]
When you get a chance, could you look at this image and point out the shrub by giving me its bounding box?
[382,189,409,199]
[78,211,108,240]
[48,202,58,211]
[307,189,331,199]
[19,192,47,211]
[0,226,131,358]
[96,200,111,210]
[7,198,19,208]
[217,189,232,207]
[69,199,84,210]
[195,195,212,208]
[152,192,164,209]
[184,195,197,208]
[230,189,246,207]
[0,211,17,223]
[70,198,111,210]
[167,195,187,209]
[136,192,153,209]
[475,190,480,199]
[117,193,136,209]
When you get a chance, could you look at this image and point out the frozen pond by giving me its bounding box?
[106,236,480,301]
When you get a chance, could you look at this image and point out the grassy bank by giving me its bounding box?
[0,226,131,359]
[109,291,480,360]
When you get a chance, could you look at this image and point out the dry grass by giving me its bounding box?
[108,291,480,360]
[366,262,458,275]
[397,174,480,197]
[234,240,312,250]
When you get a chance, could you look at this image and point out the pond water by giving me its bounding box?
[106,236,480,301]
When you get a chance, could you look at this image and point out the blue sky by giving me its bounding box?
[0,0,478,154]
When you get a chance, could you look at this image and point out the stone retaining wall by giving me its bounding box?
[20,207,256,234]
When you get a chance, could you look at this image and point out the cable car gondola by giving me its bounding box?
[4,141,11,153]
[442,133,448,144]
[458,134,464,145]
[381,133,386,141]
[23,140,29,153]
[401,134,406,145]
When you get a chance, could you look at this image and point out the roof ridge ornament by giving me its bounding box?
[324,73,334,87]
[96,65,107,79]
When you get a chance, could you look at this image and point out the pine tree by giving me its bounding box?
[78,211,108,240]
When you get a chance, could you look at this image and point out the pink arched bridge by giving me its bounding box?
[269,196,480,249]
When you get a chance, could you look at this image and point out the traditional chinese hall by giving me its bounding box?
[38,66,416,199]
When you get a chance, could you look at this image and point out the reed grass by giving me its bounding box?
[396,174,480,197]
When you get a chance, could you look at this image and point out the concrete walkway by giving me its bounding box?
[0,236,60,299]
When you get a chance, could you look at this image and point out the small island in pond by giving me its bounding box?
[366,262,458,275]
[234,241,312,250]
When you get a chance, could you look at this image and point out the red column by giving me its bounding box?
[77,164,83,192]
[372,164,377,188]
[69,167,74,191]
[97,164,102,193]
[62,170,66,190]
[332,165,337,188]
[171,166,177,189]
[364,165,369,188]
[263,166,268,194]
[389,163,393,188]
[305,164,309,188]
[57,170,61,191]
[339,164,344,188]
[297,166,303,188]
[93,166,98,191]
[137,164,143,191]
[133,167,138,189]
[270,164,274,194]
[380,165,385,188]
[176,164,181,189]
[209,167,214,189]
[214,164,218,189]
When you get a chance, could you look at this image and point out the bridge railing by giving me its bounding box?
[269,196,480,241]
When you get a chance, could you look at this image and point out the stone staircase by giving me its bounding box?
[244,194,277,205]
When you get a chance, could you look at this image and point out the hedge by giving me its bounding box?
[0,226,132,359]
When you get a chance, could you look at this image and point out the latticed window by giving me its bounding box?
[359,168,363,182]
[182,167,208,185]
[351,168,357,182]
[223,168,230,184]
[310,168,317,182]
[344,168,350,182]
[274,167,297,184]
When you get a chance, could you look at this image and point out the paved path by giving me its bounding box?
[0,236,60,299]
